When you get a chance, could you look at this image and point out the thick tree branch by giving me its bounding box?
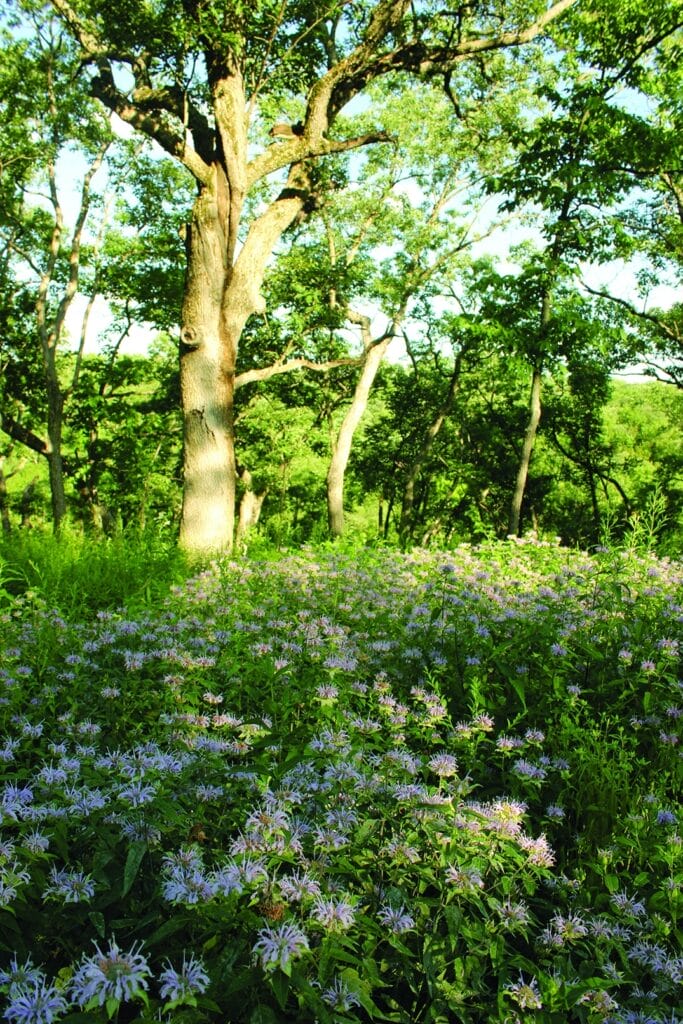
[247,130,393,187]
[132,84,215,161]
[48,0,110,58]
[636,357,683,388]
[324,0,578,114]
[48,0,214,173]
[0,411,78,475]
[231,164,314,314]
[90,65,212,183]
[0,413,49,457]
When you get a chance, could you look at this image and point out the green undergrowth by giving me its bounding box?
[0,528,188,618]
[0,536,680,1024]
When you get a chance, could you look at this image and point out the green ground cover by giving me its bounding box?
[0,537,680,1023]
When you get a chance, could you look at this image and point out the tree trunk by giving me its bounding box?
[587,464,600,537]
[235,467,268,550]
[20,479,39,528]
[508,362,543,537]
[327,333,392,538]
[383,491,394,539]
[178,153,306,554]
[46,382,67,530]
[177,161,236,553]
[0,460,11,534]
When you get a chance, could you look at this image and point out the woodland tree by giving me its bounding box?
[322,76,521,539]
[0,10,114,528]
[37,0,578,553]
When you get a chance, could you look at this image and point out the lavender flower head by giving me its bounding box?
[43,866,95,904]
[158,953,210,1004]
[252,922,310,973]
[320,975,361,1011]
[427,753,458,778]
[0,956,44,992]
[377,904,415,934]
[310,894,357,931]
[2,979,68,1024]
[505,973,543,1010]
[69,939,151,1008]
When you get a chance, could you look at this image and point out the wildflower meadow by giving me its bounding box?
[0,537,681,1024]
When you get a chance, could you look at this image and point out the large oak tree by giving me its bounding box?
[39,0,576,552]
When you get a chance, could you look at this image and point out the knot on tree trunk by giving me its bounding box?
[180,327,200,350]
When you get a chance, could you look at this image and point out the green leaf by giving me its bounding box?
[87,910,106,937]
[270,969,290,1010]
[444,906,463,939]
[146,916,190,947]
[105,996,120,1018]
[122,841,147,897]
[508,672,527,710]
[250,1008,280,1024]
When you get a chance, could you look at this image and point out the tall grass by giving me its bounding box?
[0,527,189,618]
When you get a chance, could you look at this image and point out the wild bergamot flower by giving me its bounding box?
[320,975,361,1011]
[158,953,210,1003]
[69,939,151,1008]
[252,922,309,972]
[2,979,68,1024]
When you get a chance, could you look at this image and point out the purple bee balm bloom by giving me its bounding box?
[310,895,357,930]
[320,976,361,1011]
[427,753,458,777]
[69,939,151,1007]
[43,866,95,904]
[158,953,210,1002]
[162,863,215,904]
[377,904,415,934]
[252,922,310,972]
[0,955,44,989]
[3,980,68,1024]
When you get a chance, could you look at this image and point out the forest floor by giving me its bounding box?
[0,536,681,1023]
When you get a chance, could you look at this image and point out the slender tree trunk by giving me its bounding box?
[327,332,392,538]
[20,479,39,528]
[384,491,394,539]
[508,361,543,537]
[0,460,11,534]
[235,467,268,550]
[45,381,67,529]
[587,465,600,536]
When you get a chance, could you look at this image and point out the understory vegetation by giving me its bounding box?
[0,534,680,1023]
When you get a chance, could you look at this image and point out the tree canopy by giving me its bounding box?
[1,0,682,553]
